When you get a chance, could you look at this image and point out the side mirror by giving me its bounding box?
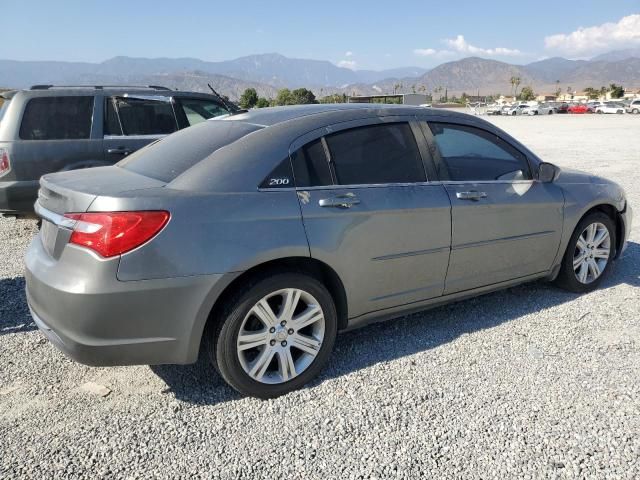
[537,162,560,183]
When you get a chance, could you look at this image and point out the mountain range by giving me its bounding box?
[1,50,639,100]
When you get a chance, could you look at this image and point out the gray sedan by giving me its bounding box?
[25,104,632,398]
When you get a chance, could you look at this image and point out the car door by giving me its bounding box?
[293,118,451,319]
[423,121,564,294]
[103,95,178,163]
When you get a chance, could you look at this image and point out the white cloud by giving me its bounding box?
[345,51,354,57]
[444,35,522,56]
[337,59,357,70]
[413,48,437,56]
[414,35,521,59]
[544,14,640,55]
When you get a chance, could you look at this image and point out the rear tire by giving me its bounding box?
[209,272,337,398]
[632,108,639,114]
[555,212,616,293]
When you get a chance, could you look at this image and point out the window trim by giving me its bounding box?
[421,120,534,183]
[287,116,433,190]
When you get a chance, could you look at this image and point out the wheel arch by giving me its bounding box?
[575,203,625,258]
[201,257,349,348]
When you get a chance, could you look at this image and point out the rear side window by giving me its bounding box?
[110,97,177,136]
[325,123,426,185]
[291,139,333,187]
[19,96,93,140]
[118,120,263,182]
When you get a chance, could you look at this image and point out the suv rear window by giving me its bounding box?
[118,120,262,182]
[19,96,93,140]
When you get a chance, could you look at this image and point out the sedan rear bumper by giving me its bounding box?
[25,235,232,366]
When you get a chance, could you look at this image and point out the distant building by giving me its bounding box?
[536,94,557,102]
[347,93,430,106]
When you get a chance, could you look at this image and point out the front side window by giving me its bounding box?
[109,97,177,136]
[19,96,93,140]
[428,123,531,181]
[176,98,228,126]
[324,123,426,185]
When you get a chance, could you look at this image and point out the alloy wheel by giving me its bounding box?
[573,222,611,284]
[236,288,325,384]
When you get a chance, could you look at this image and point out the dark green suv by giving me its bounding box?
[0,85,231,216]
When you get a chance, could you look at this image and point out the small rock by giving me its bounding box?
[80,382,111,397]
[0,385,20,395]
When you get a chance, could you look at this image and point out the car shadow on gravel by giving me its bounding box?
[151,241,640,405]
[0,276,37,336]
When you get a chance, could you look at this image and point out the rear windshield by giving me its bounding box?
[118,119,262,182]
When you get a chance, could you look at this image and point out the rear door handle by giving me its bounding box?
[107,147,135,156]
[319,193,361,209]
[456,190,487,201]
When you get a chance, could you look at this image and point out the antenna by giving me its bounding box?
[207,84,246,115]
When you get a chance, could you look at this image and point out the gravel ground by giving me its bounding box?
[1,114,639,479]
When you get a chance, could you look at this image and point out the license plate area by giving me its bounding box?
[40,219,58,257]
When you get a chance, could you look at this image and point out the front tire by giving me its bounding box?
[555,212,616,293]
[209,272,337,398]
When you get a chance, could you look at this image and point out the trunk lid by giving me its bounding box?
[38,166,166,214]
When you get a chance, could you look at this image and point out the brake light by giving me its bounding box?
[64,211,170,258]
[0,148,10,177]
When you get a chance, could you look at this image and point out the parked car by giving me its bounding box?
[555,102,570,113]
[506,104,530,115]
[625,99,640,114]
[586,101,604,113]
[485,104,504,115]
[595,102,626,114]
[25,104,632,398]
[568,103,589,114]
[0,85,234,216]
[540,103,559,115]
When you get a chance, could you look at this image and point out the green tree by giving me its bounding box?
[239,88,259,109]
[510,76,521,97]
[609,83,625,98]
[583,87,600,100]
[274,88,293,106]
[290,88,317,104]
[255,97,270,108]
[519,86,535,101]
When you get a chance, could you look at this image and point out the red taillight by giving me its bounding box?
[64,211,170,258]
[0,148,10,177]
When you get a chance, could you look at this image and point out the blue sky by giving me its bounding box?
[1,0,639,69]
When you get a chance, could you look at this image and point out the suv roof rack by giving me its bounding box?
[30,85,173,91]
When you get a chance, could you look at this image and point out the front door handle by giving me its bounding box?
[107,147,135,156]
[319,193,361,209]
[456,190,487,201]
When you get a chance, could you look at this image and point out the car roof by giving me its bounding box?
[11,86,215,97]
[217,103,465,127]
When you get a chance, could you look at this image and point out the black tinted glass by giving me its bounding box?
[325,123,425,185]
[428,123,531,181]
[104,98,122,136]
[118,120,262,182]
[19,96,93,140]
[114,97,177,136]
[291,139,332,187]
